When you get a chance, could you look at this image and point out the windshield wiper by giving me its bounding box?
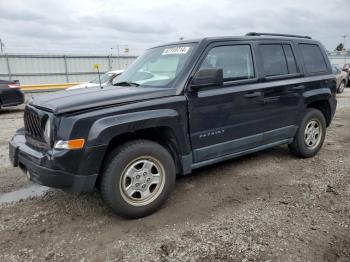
[114,81,140,87]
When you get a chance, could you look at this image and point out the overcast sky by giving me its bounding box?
[0,0,348,55]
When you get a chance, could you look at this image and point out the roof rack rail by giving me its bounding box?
[246,32,312,39]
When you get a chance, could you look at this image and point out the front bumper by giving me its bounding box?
[9,132,97,193]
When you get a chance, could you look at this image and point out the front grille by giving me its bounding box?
[24,108,44,140]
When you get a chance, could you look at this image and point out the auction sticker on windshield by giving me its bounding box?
[162,46,190,55]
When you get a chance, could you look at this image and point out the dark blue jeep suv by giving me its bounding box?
[10,33,337,218]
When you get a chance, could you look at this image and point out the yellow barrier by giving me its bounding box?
[20,82,81,92]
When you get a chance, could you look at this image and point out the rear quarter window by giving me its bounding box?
[299,44,328,74]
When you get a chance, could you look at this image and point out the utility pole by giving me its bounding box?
[116,44,121,69]
[0,39,4,53]
[341,35,349,50]
[341,35,349,63]
[109,48,113,70]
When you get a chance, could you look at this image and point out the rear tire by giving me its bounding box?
[289,108,326,158]
[100,140,176,219]
[337,80,346,94]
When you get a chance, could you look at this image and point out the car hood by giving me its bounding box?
[67,82,110,90]
[67,83,93,90]
[29,86,176,114]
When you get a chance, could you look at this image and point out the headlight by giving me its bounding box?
[43,119,51,144]
[54,139,85,150]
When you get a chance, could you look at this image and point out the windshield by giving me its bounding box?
[90,72,115,84]
[113,44,196,88]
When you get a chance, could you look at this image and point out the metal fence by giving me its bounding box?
[0,52,348,86]
[328,50,350,65]
[328,55,350,65]
[0,54,137,85]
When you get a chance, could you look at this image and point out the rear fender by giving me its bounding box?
[301,88,336,126]
[302,88,331,105]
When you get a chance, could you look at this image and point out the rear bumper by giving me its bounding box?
[1,89,24,107]
[9,132,97,193]
[329,95,337,125]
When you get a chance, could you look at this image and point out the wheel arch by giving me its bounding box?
[85,109,191,185]
[306,99,332,127]
[99,126,187,174]
[303,89,334,127]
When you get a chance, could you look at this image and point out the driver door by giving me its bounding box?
[187,43,265,163]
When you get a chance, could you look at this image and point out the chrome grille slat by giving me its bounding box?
[24,108,44,140]
[28,112,35,136]
[32,113,40,136]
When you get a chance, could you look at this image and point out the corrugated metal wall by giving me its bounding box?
[1,53,346,85]
[328,55,350,65]
[0,54,137,85]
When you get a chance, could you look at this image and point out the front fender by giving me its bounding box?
[86,109,186,149]
[78,108,190,177]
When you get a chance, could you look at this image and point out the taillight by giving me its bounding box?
[8,84,19,89]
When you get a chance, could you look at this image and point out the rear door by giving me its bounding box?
[187,42,265,163]
[256,42,303,144]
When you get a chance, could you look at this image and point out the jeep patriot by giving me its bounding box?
[9,33,337,218]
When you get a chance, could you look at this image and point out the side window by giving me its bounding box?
[283,45,298,74]
[299,44,327,74]
[199,45,255,81]
[259,44,288,76]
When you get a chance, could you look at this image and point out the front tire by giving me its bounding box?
[289,108,326,158]
[337,80,346,94]
[100,140,176,219]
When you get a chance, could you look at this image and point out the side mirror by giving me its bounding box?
[191,68,223,90]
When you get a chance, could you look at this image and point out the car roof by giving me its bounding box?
[0,79,12,84]
[152,35,317,49]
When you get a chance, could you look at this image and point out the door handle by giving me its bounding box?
[244,91,261,98]
[263,96,280,104]
[293,85,305,90]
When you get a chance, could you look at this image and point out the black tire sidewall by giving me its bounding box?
[101,140,176,219]
[337,81,345,93]
[294,109,326,158]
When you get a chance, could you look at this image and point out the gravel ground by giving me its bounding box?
[0,90,349,261]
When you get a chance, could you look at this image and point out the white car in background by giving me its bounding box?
[67,70,124,90]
